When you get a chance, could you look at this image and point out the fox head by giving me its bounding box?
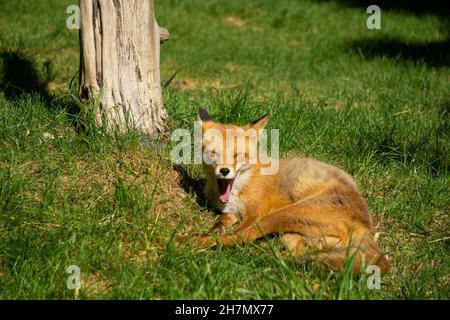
[198,108,268,204]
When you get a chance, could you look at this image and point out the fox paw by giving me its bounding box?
[175,233,190,243]
[192,234,217,247]
[175,233,217,247]
[210,225,226,236]
[176,232,207,242]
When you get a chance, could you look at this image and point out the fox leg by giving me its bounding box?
[184,214,256,244]
[281,234,343,256]
[196,188,355,245]
[307,240,390,274]
[210,213,239,235]
[193,206,389,273]
[193,209,343,247]
[290,232,389,273]
[281,233,306,256]
[233,216,259,232]
[201,227,389,273]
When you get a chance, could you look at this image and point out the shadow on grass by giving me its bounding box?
[0,50,51,102]
[316,0,450,67]
[173,164,225,216]
[348,100,450,175]
[173,164,207,206]
[315,0,450,18]
[0,50,85,132]
[350,38,450,67]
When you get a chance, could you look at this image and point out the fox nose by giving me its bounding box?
[219,168,230,176]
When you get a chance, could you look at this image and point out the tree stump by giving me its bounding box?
[79,0,169,133]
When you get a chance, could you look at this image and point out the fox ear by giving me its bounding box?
[251,114,269,130]
[198,108,213,122]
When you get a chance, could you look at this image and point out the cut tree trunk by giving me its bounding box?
[79,0,169,133]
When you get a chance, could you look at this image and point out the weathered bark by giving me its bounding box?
[79,0,168,133]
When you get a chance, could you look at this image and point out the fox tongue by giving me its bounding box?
[218,179,233,204]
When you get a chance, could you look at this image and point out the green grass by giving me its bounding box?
[0,0,449,299]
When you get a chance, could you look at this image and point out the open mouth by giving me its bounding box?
[217,179,234,204]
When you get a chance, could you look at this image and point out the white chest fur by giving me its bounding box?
[204,170,252,217]
[221,169,252,217]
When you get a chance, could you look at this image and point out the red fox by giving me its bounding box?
[184,108,390,273]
